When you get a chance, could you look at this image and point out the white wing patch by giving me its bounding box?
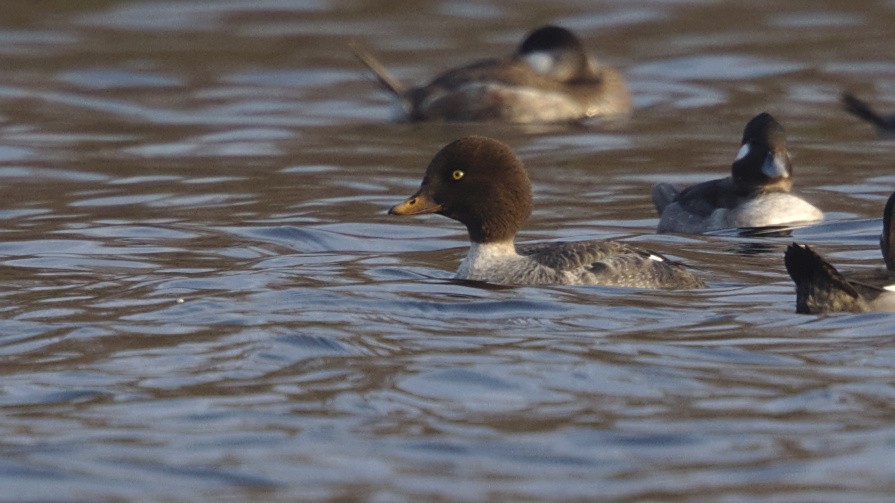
[734,143,750,162]
[883,283,895,292]
[647,254,664,262]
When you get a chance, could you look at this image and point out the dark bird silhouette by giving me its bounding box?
[785,191,895,314]
[841,92,895,133]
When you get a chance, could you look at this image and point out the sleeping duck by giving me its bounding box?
[351,25,630,123]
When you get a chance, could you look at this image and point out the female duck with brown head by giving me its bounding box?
[390,136,703,289]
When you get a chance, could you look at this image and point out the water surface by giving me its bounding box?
[1,1,895,500]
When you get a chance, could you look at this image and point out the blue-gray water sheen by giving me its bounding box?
[1,1,894,501]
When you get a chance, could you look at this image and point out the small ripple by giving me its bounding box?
[254,333,350,365]
[110,175,182,185]
[70,193,172,208]
[225,69,354,88]
[0,320,61,354]
[116,459,278,488]
[0,29,77,56]
[397,297,567,316]
[633,54,804,81]
[58,68,182,89]
[771,11,863,28]
[0,387,110,407]
[5,256,157,271]
[0,166,108,182]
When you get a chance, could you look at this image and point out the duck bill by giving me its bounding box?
[761,151,790,179]
[389,191,442,215]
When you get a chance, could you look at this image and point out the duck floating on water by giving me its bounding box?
[389,136,704,289]
[352,26,631,123]
[652,112,823,234]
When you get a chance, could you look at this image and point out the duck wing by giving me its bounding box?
[406,60,564,122]
[668,177,740,217]
[841,268,895,299]
[518,240,705,289]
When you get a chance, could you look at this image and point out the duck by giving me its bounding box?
[351,25,630,123]
[784,191,895,314]
[389,136,704,289]
[841,92,895,134]
[652,112,823,234]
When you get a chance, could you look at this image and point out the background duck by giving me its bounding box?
[841,92,895,134]
[652,112,823,234]
[389,136,703,289]
[352,25,630,123]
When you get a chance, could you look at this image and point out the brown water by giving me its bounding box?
[2,1,895,501]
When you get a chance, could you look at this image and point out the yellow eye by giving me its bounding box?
[451,169,464,181]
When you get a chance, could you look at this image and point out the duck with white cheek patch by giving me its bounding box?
[389,136,704,289]
[785,191,895,314]
[652,112,823,234]
[351,25,630,124]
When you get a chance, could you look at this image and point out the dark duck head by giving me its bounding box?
[731,112,793,196]
[389,136,533,244]
[514,25,594,83]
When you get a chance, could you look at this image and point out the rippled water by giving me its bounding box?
[2,1,895,500]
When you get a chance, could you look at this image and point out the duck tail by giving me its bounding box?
[348,41,407,98]
[841,92,890,129]
[784,243,862,314]
[651,183,679,214]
